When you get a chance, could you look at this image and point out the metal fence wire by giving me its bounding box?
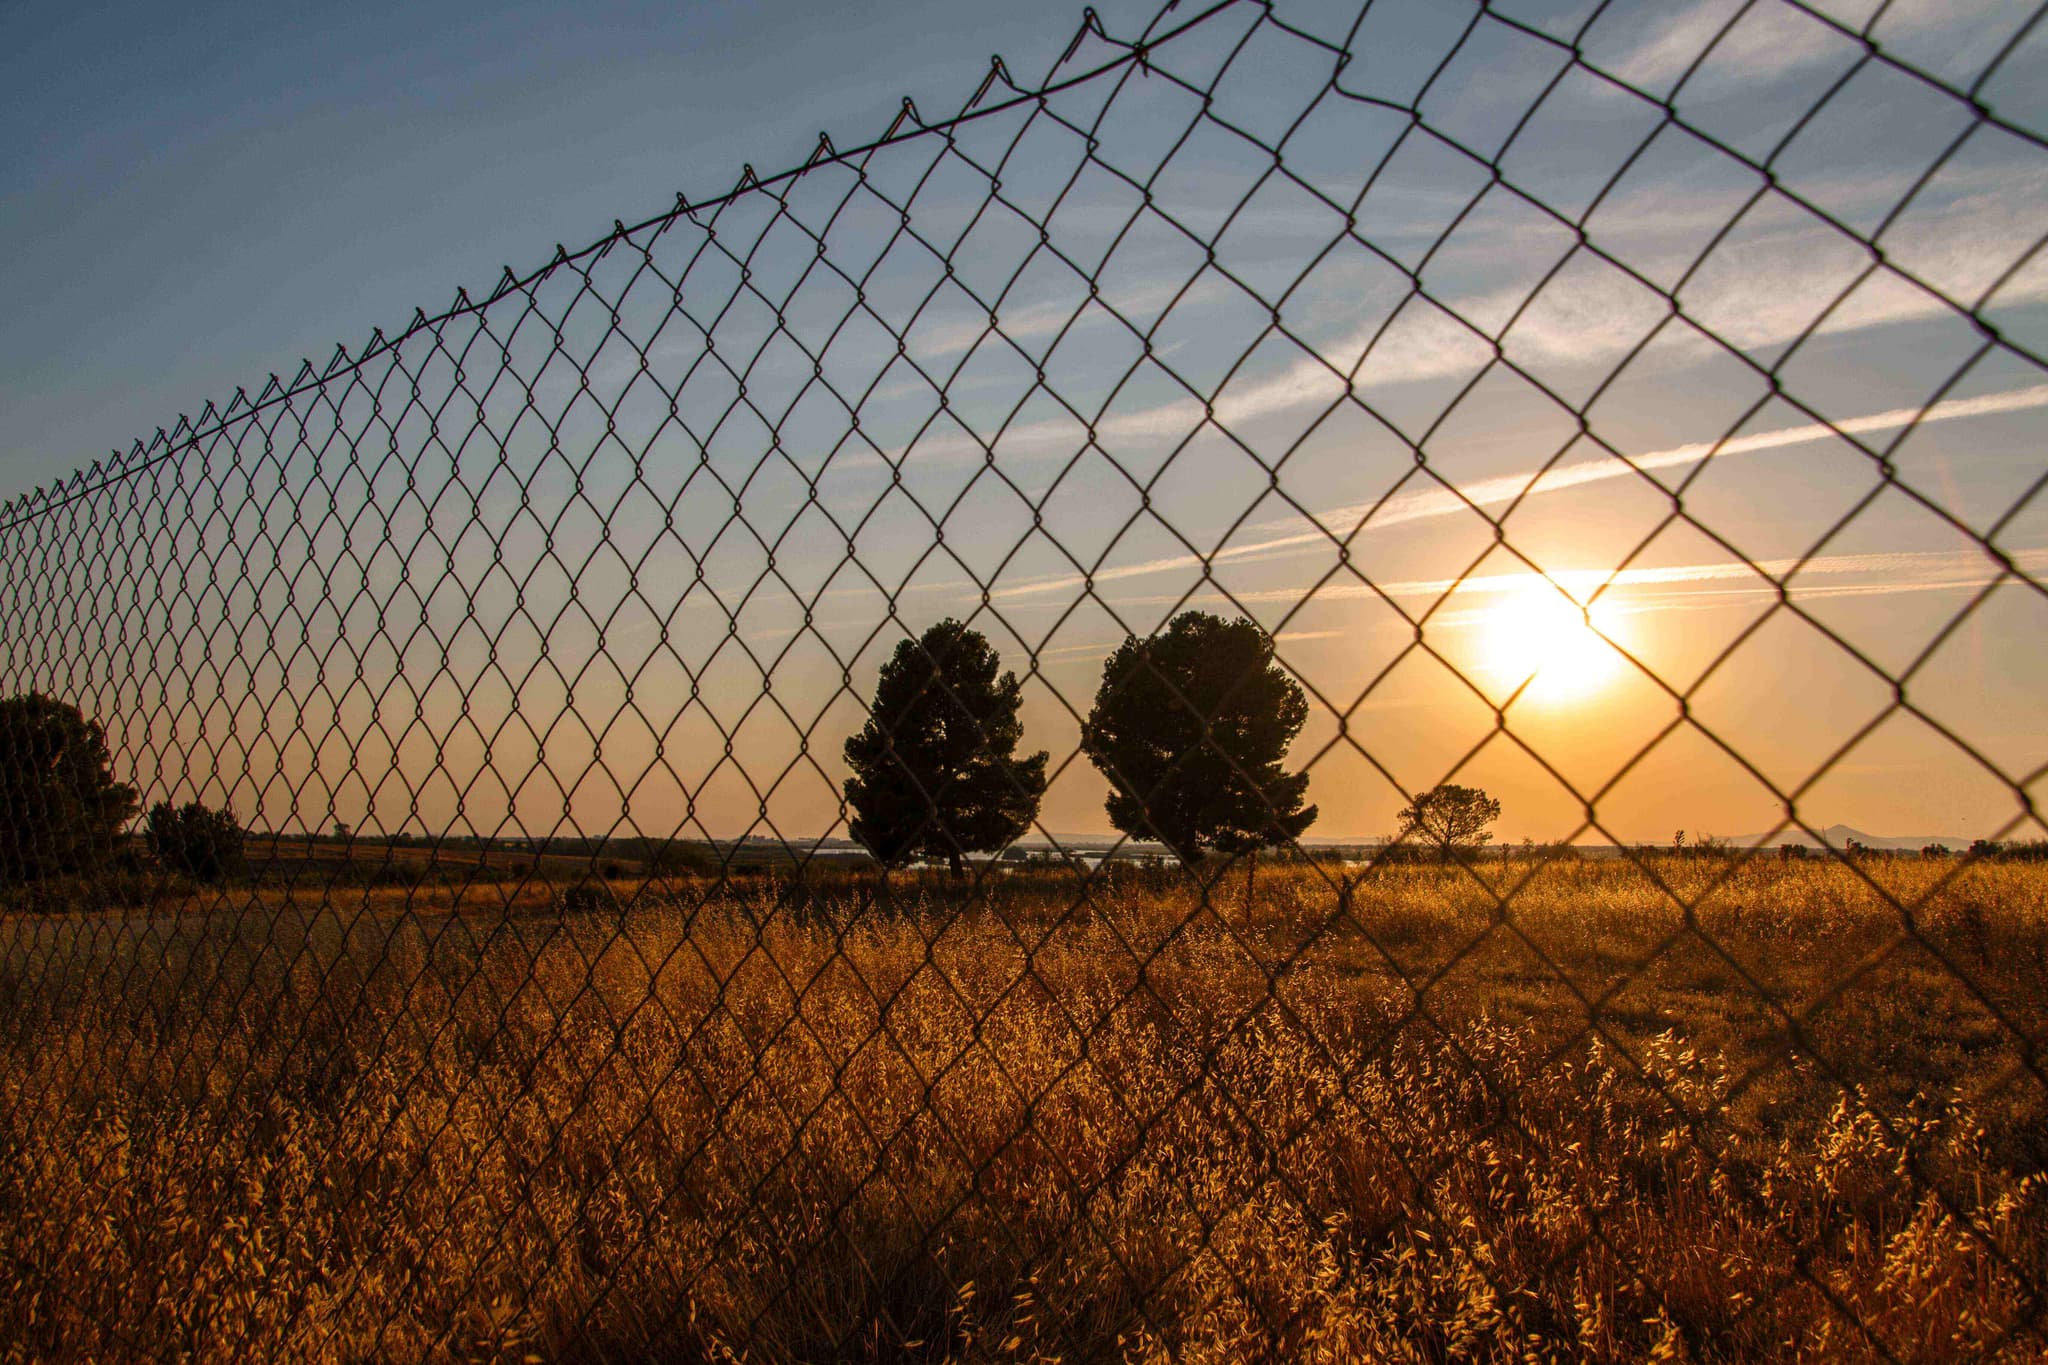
[4,0,2048,1359]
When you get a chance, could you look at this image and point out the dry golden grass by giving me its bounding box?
[1,856,2043,1362]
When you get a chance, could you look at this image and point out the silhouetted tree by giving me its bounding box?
[0,694,139,882]
[144,800,246,883]
[843,620,1048,876]
[1081,612,1317,865]
[1396,784,1501,862]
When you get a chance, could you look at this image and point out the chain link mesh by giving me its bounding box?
[4,0,2047,1359]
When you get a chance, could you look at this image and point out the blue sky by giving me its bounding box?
[0,0,1166,497]
[3,0,2046,848]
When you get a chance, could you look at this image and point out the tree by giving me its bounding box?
[1396,784,1501,862]
[144,801,246,883]
[842,620,1048,876]
[1080,612,1317,864]
[0,693,139,882]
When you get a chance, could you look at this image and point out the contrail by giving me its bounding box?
[988,384,2048,602]
[1101,546,2048,613]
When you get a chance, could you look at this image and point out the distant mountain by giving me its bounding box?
[1732,823,1967,851]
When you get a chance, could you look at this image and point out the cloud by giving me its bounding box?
[694,388,2048,665]
[1094,545,2048,631]
[1594,0,2021,96]
[1377,544,2048,610]
[910,276,1221,362]
[689,381,2048,652]
[981,383,2048,603]
[1599,0,1843,93]
[535,77,2046,498]
[844,157,2048,479]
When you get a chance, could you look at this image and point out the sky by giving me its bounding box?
[0,0,1167,496]
[3,0,2046,851]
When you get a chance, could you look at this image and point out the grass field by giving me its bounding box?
[1,855,2043,1362]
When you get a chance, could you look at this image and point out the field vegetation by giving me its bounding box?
[1,855,2043,1362]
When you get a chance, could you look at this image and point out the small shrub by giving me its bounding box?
[144,801,246,883]
[558,878,626,916]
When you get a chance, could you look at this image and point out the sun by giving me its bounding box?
[1482,581,1626,704]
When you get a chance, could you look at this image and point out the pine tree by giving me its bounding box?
[842,620,1048,875]
[1081,612,1316,863]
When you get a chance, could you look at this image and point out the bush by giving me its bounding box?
[144,801,246,883]
[557,879,627,916]
[0,694,139,882]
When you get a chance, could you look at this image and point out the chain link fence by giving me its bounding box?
[4,0,2047,1358]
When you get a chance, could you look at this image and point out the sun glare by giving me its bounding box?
[1484,582,1626,704]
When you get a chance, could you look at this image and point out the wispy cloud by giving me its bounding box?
[1594,0,2020,95]
[1599,0,1844,93]
[1090,546,2048,631]
[982,384,2048,603]
[630,381,2048,657]
[910,276,1220,362]
[846,160,2048,475]
[1372,545,2048,616]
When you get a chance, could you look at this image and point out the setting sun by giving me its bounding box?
[1484,581,1627,704]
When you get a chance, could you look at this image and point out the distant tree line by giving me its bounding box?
[3,609,1501,892]
[22,615,2041,895]
[1917,839,2048,862]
